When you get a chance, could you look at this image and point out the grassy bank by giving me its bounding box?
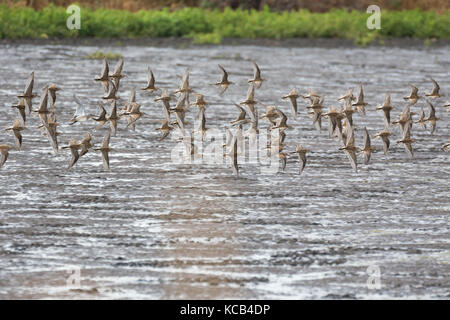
[1,5,449,45]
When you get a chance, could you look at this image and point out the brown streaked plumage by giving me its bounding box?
[107,100,120,136]
[17,72,36,115]
[5,119,25,150]
[403,83,421,105]
[141,67,159,93]
[352,84,368,115]
[47,83,61,110]
[425,100,440,134]
[94,130,112,171]
[215,64,233,95]
[339,126,358,172]
[373,130,392,155]
[359,127,375,165]
[425,77,442,99]
[79,132,93,158]
[376,93,394,129]
[415,107,427,131]
[11,98,27,124]
[293,144,309,175]
[62,139,81,170]
[0,144,13,168]
[94,57,110,93]
[282,88,300,120]
[396,126,416,159]
[155,120,174,141]
[248,61,265,88]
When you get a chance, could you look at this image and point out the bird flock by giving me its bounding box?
[1,58,449,176]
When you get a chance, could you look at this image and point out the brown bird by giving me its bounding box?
[47,83,61,110]
[92,102,108,130]
[33,87,51,126]
[79,132,93,158]
[17,71,36,115]
[94,130,112,171]
[339,126,358,173]
[248,61,265,88]
[359,127,375,164]
[109,58,125,91]
[106,100,119,136]
[240,84,258,122]
[260,105,279,129]
[373,130,392,155]
[155,89,172,122]
[5,119,25,150]
[215,64,233,95]
[155,120,174,141]
[425,77,442,99]
[11,98,27,124]
[414,107,427,131]
[282,88,300,120]
[396,126,416,158]
[94,57,110,93]
[292,144,309,175]
[141,67,159,93]
[425,100,440,134]
[403,83,421,105]
[352,83,368,115]
[376,93,394,129]
[0,144,13,168]
[102,80,119,101]
[338,88,356,103]
[62,139,81,170]
[230,103,248,126]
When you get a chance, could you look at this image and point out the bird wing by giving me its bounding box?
[24,72,34,96]
[102,130,111,148]
[101,150,110,171]
[101,57,109,79]
[219,64,228,82]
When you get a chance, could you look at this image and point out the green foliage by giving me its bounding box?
[0,4,449,45]
[85,50,123,59]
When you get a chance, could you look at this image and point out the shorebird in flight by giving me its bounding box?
[79,132,93,158]
[69,95,93,125]
[338,88,356,103]
[0,144,13,169]
[94,57,110,93]
[376,93,394,129]
[282,89,300,120]
[5,119,25,150]
[260,105,279,129]
[155,89,172,122]
[359,127,375,165]
[248,61,265,88]
[141,67,159,93]
[33,87,51,126]
[425,100,440,134]
[403,83,421,105]
[94,130,112,171]
[109,58,125,91]
[62,139,81,170]
[352,84,368,115]
[17,71,36,114]
[240,84,258,122]
[425,77,442,99]
[374,130,392,155]
[102,80,119,101]
[292,144,309,175]
[11,98,27,124]
[396,126,416,159]
[215,64,233,95]
[107,100,120,136]
[155,120,174,141]
[47,83,61,111]
[339,126,358,172]
[415,107,427,131]
[92,102,108,130]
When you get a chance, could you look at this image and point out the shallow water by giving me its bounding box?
[0,42,449,299]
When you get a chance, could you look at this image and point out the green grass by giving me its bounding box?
[84,50,123,59]
[0,4,449,44]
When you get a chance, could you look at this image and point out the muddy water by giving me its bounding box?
[0,42,449,299]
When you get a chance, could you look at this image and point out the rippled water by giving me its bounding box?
[0,42,449,299]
